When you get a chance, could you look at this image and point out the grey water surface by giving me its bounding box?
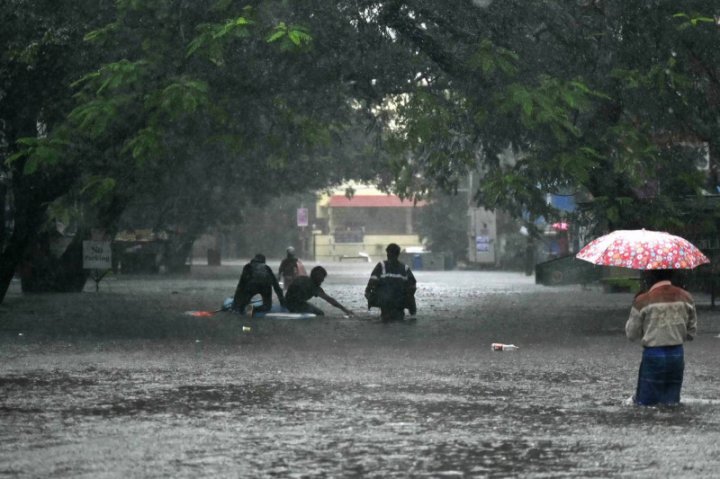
[2,263,719,478]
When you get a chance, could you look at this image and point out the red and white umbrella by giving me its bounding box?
[576,229,710,270]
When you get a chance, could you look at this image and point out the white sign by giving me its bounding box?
[297,208,309,227]
[83,241,112,269]
[476,236,490,252]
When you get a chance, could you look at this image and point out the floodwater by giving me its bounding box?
[1,262,719,478]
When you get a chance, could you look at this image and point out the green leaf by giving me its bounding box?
[68,99,122,138]
[122,128,161,164]
[156,79,210,118]
[84,22,119,44]
[6,148,30,166]
[72,60,148,95]
[266,23,312,49]
[266,29,286,43]
[23,156,39,175]
[70,71,100,89]
[467,39,518,77]
[187,16,254,58]
[288,30,302,46]
[80,176,118,204]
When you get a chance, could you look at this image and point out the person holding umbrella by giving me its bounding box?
[576,229,708,406]
[626,269,697,406]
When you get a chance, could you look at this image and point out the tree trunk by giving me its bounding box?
[0,159,77,303]
[0,197,47,303]
[19,194,128,292]
[0,229,34,303]
[19,232,89,293]
[164,235,194,273]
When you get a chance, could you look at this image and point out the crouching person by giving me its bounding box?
[233,254,284,315]
[286,266,354,317]
[365,243,417,322]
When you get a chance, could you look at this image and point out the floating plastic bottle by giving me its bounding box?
[491,343,519,351]
[242,326,252,332]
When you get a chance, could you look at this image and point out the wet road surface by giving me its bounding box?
[2,263,719,477]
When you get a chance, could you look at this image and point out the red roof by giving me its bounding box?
[328,195,425,208]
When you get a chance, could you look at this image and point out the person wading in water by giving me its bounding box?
[626,269,697,406]
[365,243,417,322]
[277,246,306,291]
[232,254,285,316]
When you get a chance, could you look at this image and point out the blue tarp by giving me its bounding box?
[549,194,576,213]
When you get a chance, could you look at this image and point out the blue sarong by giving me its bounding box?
[634,345,684,406]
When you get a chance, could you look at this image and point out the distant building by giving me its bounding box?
[312,183,426,262]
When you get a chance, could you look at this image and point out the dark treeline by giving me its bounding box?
[1,0,719,301]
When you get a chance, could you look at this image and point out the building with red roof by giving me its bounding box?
[312,183,427,262]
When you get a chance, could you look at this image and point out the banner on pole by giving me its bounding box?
[297,208,309,227]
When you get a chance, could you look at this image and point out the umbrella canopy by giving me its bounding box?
[576,229,710,270]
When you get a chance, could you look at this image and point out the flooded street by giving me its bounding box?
[2,263,720,478]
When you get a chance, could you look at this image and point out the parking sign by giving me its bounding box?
[83,241,112,269]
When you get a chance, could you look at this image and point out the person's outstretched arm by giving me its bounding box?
[318,290,354,316]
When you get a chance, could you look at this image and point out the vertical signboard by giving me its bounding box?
[83,240,112,291]
[468,207,496,265]
[297,208,309,227]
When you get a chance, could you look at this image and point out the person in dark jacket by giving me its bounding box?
[365,243,417,321]
[285,266,354,317]
[233,254,284,315]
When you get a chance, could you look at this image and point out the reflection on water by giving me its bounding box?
[2,268,720,477]
[2,346,719,478]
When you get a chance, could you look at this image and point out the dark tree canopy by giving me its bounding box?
[2,0,719,301]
